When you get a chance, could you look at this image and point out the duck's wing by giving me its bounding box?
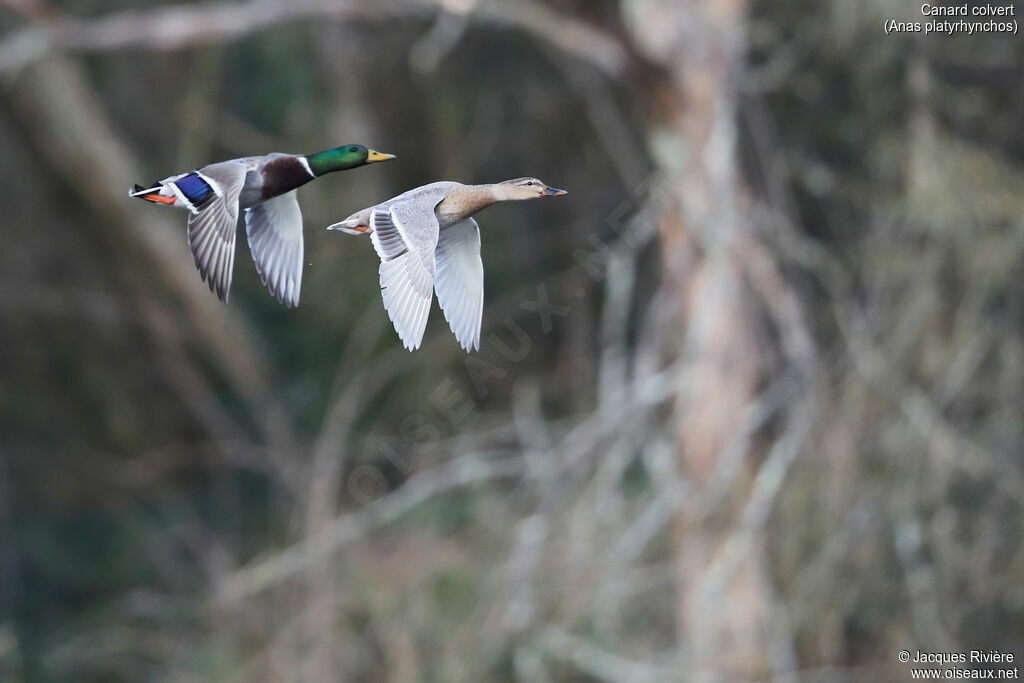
[244,191,303,308]
[434,219,483,352]
[370,200,442,351]
[187,160,248,303]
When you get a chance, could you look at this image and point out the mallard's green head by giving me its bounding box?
[305,144,396,177]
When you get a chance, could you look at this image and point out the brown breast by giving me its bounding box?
[260,157,314,199]
[434,185,496,227]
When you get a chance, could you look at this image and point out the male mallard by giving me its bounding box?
[131,145,396,307]
[327,178,567,352]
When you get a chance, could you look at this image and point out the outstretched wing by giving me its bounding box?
[186,161,248,303]
[434,219,484,352]
[370,203,440,350]
[245,191,304,308]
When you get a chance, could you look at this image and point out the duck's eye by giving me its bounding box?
[350,146,358,153]
[526,181,535,186]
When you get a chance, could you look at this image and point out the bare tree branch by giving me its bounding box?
[0,0,629,77]
[7,58,304,487]
[214,453,526,602]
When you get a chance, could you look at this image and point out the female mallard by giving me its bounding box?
[131,145,396,307]
[327,178,567,352]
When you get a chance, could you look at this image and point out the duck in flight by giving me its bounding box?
[131,145,396,307]
[327,178,567,352]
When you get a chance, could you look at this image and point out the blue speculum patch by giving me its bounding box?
[175,173,214,205]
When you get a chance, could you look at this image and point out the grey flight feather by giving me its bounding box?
[245,190,304,308]
[370,206,438,351]
[186,160,248,303]
[363,183,477,350]
[361,184,457,349]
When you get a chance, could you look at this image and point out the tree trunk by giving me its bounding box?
[622,0,771,677]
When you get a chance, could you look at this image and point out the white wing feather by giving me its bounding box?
[434,219,484,352]
[245,191,304,308]
[370,207,437,350]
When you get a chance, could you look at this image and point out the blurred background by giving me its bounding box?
[2,0,1024,681]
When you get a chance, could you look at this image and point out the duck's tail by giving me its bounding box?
[130,173,216,212]
[129,182,177,205]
